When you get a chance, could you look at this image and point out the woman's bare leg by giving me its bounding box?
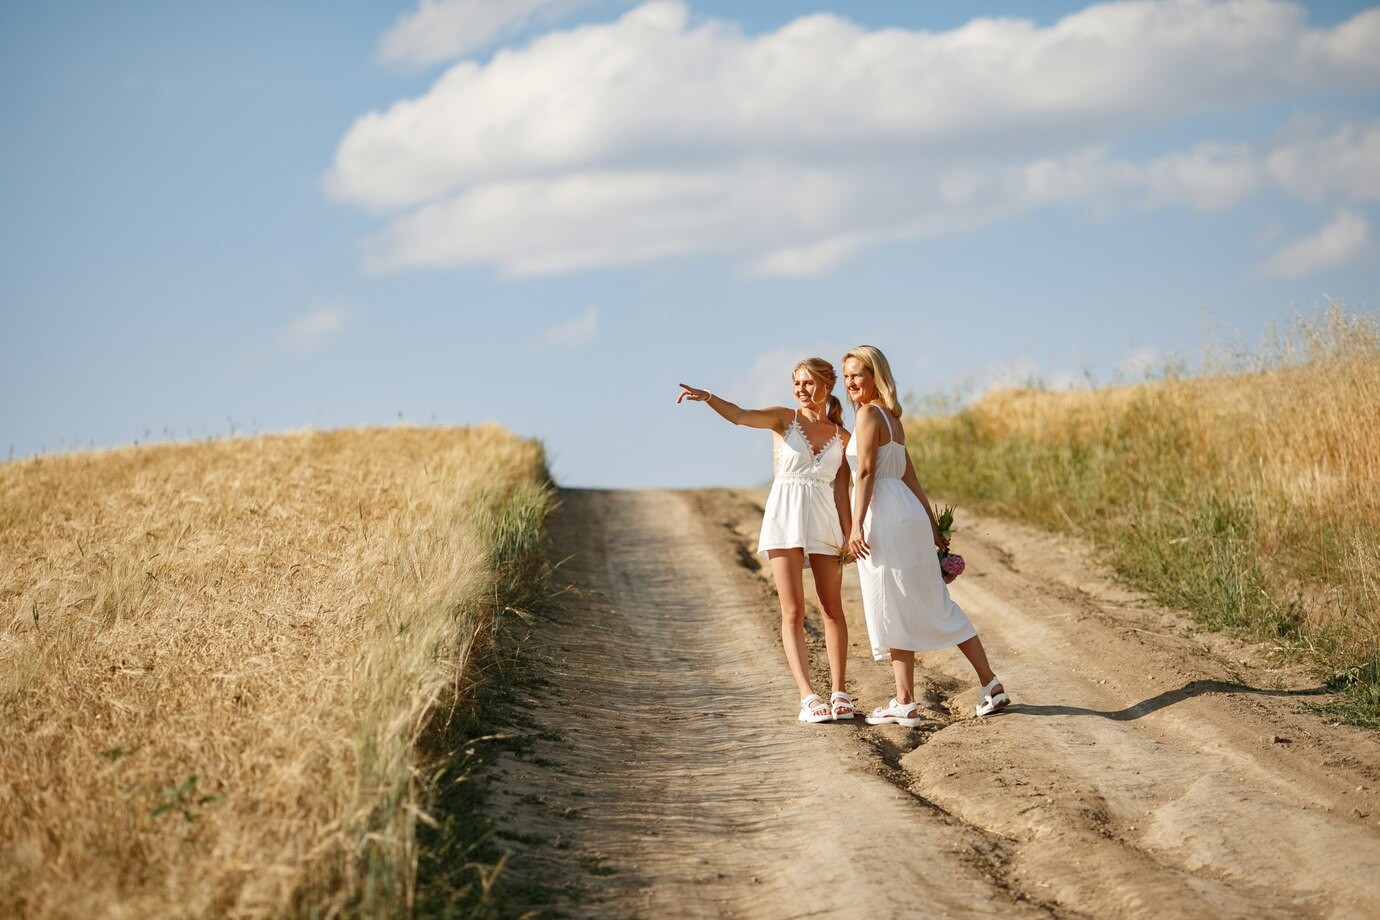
[807,553,848,694]
[768,550,815,700]
[889,649,916,705]
[957,635,1002,692]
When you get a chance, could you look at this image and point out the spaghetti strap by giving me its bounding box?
[870,404,897,444]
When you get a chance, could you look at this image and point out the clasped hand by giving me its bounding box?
[848,530,869,561]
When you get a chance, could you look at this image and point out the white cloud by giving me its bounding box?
[365,162,856,275]
[1262,208,1370,278]
[377,0,600,67]
[530,304,599,350]
[1141,144,1260,212]
[1267,119,1380,202]
[332,1,1380,276]
[280,306,350,352]
[334,0,1379,208]
[1015,143,1259,214]
[358,145,1275,277]
[749,236,868,278]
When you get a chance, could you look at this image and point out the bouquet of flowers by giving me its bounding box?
[935,504,965,584]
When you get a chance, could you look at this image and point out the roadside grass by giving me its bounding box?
[0,425,554,918]
[413,479,563,919]
[907,305,1380,726]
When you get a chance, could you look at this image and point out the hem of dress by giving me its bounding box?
[758,543,844,570]
[869,625,978,661]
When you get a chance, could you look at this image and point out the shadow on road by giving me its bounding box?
[1002,679,1332,721]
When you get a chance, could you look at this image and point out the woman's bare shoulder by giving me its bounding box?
[757,405,797,431]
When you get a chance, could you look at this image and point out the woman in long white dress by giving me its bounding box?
[843,345,1009,726]
[678,359,855,724]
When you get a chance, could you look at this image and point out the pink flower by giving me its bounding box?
[935,504,965,583]
[939,552,966,584]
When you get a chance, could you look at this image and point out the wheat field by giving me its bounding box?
[910,305,1380,721]
[0,425,552,918]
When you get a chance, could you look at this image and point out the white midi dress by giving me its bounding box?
[846,406,976,661]
[757,412,845,562]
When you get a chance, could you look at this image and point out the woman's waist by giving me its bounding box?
[773,471,836,485]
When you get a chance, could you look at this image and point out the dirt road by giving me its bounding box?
[485,488,1380,919]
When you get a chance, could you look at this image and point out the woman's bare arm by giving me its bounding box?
[899,439,945,548]
[834,430,853,550]
[848,409,880,560]
[677,384,792,432]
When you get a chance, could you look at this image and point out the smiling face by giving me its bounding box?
[792,367,825,409]
[842,356,876,404]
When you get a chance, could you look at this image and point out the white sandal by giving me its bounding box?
[829,691,855,721]
[864,698,923,728]
[798,693,832,723]
[976,676,1010,716]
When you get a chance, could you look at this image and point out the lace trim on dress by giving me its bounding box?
[786,416,841,462]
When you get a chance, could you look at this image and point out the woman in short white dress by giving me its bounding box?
[678,358,855,724]
[843,345,1010,726]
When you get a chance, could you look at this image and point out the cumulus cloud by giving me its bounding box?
[280,305,350,352]
[530,304,599,350]
[1267,119,1380,202]
[1263,208,1370,278]
[377,0,601,67]
[749,236,868,278]
[331,0,1380,276]
[365,162,857,275]
[359,144,1275,276]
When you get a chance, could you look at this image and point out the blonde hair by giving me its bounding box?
[842,345,901,418]
[794,357,845,427]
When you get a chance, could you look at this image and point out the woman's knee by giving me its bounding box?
[816,602,847,624]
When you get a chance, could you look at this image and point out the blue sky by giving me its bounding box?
[3,0,1378,489]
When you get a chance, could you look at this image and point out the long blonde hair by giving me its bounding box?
[794,357,845,427]
[842,345,901,418]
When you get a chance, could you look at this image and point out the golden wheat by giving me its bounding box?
[0,425,549,919]
[912,305,1380,688]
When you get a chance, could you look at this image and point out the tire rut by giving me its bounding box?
[487,488,1048,919]
[486,487,1380,919]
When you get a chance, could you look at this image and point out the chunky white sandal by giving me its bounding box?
[829,691,855,721]
[798,693,832,723]
[864,698,923,728]
[976,676,1010,716]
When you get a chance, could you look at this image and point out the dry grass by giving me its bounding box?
[0,424,552,918]
[909,305,1380,720]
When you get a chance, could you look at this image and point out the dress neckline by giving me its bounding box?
[788,414,840,461]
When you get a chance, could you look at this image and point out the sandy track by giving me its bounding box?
[485,488,1380,918]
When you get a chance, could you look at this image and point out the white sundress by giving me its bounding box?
[845,405,976,661]
[757,411,845,562]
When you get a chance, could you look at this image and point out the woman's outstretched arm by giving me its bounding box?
[677,384,791,431]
